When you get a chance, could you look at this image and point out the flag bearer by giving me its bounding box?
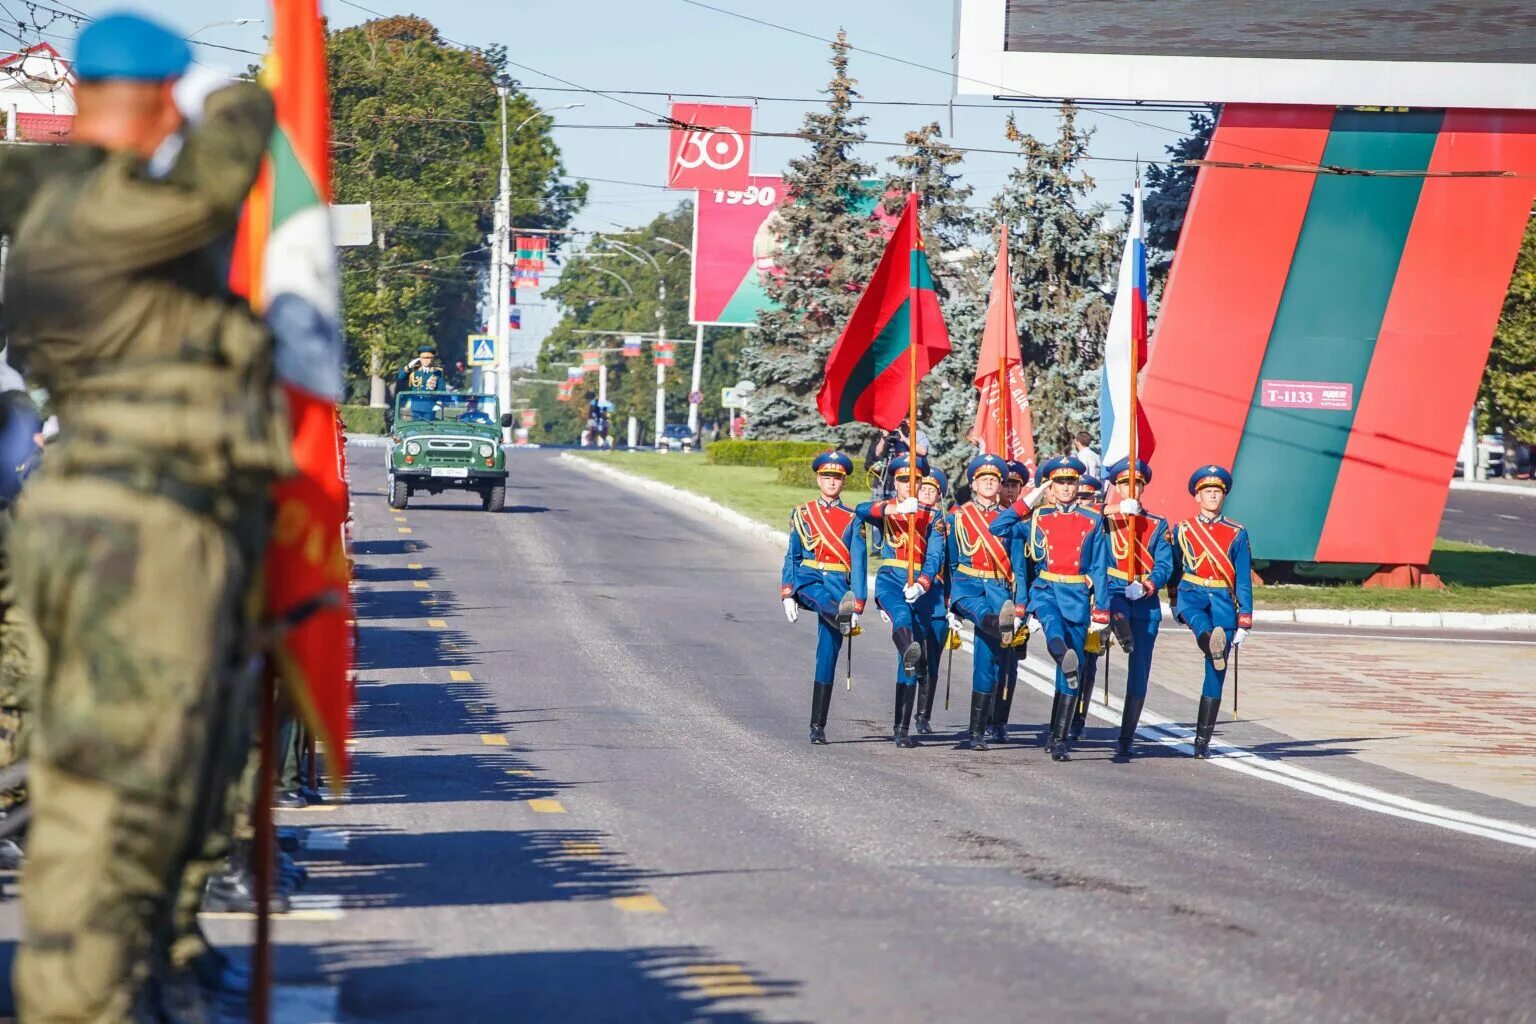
[1171,465,1253,758]
[852,455,945,748]
[1101,458,1174,758]
[989,460,1044,743]
[912,467,951,735]
[922,454,1020,751]
[992,456,1109,762]
[781,449,866,745]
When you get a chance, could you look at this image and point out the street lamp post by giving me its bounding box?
[605,238,669,447]
[651,237,706,438]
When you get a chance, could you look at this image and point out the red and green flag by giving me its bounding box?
[230,0,353,783]
[817,192,950,429]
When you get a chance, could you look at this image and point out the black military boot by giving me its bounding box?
[1046,635,1081,694]
[1192,695,1221,758]
[968,691,992,750]
[1109,614,1135,654]
[1069,670,1096,741]
[894,687,918,748]
[900,638,925,681]
[1049,689,1073,762]
[202,841,292,915]
[914,674,936,735]
[809,683,833,744]
[989,669,1014,743]
[1116,693,1146,758]
[1042,691,1064,746]
[836,593,857,636]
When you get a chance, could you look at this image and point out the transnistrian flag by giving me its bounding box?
[816,192,951,429]
[967,224,1035,466]
[581,350,601,372]
[1100,183,1156,467]
[229,0,353,783]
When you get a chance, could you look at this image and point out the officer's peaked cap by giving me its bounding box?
[812,449,853,476]
[967,454,1007,481]
[1188,464,1233,495]
[1107,457,1152,486]
[1040,455,1085,482]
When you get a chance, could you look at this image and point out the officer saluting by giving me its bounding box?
[1171,465,1253,757]
[852,454,944,748]
[922,454,1020,751]
[1101,458,1174,758]
[781,449,865,744]
[992,456,1109,762]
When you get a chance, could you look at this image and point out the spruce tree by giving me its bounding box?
[740,31,886,441]
[1125,107,1217,297]
[992,105,1117,455]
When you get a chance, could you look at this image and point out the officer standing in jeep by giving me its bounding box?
[396,343,446,420]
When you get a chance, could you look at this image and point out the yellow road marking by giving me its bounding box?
[505,769,534,777]
[281,804,340,813]
[427,618,447,628]
[480,734,508,747]
[450,670,473,682]
[407,562,423,570]
[683,964,765,998]
[397,527,413,534]
[393,516,407,523]
[560,840,603,858]
[412,581,430,590]
[526,798,565,813]
[612,894,667,914]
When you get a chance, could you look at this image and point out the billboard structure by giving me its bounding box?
[953,0,1536,108]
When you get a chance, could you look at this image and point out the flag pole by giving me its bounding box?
[251,669,277,1024]
[1126,173,1142,583]
[907,191,920,587]
[996,223,1008,459]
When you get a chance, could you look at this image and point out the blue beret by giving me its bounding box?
[1041,455,1085,483]
[1106,458,1152,486]
[812,449,853,476]
[967,454,1007,481]
[919,466,948,497]
[1189,464,1232,495]
[75,12,191,82]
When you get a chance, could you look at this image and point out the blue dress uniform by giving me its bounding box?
[992,456,1110,762]
[1100,458,1174,758]
[1068,473,1107,739]
[397,345,447,421]
[989,460,1035,742]
[781,449,867,744]
[1171,465,1254,757]
[912,467,952,735]
[921,454,1022,751]
[852,454,944,748]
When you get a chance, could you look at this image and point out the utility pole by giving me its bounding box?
[655,277,666,448]
[651,237,706,439]
[494,78,513,441]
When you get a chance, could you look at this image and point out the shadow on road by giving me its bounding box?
[354,625,475,672]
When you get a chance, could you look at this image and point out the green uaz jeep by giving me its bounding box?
[387,391,511,512]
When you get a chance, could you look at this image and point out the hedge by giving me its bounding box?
[775,457,820,489]
[340,404,387,435]
[706,439,830,467]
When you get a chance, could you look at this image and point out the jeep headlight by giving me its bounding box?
[406,440,421,455]
[478,443,494,458]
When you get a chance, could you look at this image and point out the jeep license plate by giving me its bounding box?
[429,467,468,478]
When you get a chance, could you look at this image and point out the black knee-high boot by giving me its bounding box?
[915,672,937,735]
[968,691,992,750]
[1070,667,1096,740]
[809,682,833,744]
[1117,693,1146,757]
[1193,695,1221,758]
[894,686,917,747]
[1049,689,1074,762]
[990,669,1015,742]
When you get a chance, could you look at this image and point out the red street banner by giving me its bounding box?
[557,380,573,401]
[515,235,548,270]
[229,0,353,782]
[817,193,951,430]
[690,174,785,326]
[667,102,751,191]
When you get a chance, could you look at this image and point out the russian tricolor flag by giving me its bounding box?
[1100,183,1155,467]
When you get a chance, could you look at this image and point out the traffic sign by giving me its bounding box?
[689,390,703,406]
[467,334,497,367]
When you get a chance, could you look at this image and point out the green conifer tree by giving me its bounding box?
[1482,217,1536,445]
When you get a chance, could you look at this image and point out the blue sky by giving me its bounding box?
[37,1,1195,362]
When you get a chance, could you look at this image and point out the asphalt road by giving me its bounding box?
[221,450,1536,1021]
[1439,486,1535,555]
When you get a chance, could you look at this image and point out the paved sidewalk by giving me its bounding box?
[1134,628,1536,810]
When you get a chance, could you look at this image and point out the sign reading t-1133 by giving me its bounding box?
[1260,379,1354,411]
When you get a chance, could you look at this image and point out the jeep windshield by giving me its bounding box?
[395,392,500,425]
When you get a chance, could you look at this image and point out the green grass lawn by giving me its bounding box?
[575,452,1536,613]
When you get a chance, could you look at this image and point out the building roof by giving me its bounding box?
[15,111,72,141]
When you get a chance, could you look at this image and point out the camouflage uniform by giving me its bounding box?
[1,82,288,1021]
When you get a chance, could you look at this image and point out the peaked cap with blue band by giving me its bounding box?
[1106,457,1152,486]
[889,452,927,479]
[1039,455,1086,483]
[919,466,948,498]
[811,449,853,477]
[1005,460,1028,483]
[966,453,1007,481]
[1188,464,1233,495]
[75,12,191,82]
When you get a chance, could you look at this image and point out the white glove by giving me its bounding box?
[850,612,860,630]
[879,608,892,625]
[1119,497,1141,516]
[902,582,925,603]
[1088,619,1108,635]
[948,613,963,633]
[1026,616,1043,635]
[893,496,920,514]
[1023,485,1048,509]
[173,67,231,126]
[782,598,799,624]
[1232,628,1249,647]
[1124,580,1147,601]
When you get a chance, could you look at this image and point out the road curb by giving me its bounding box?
[1449,479,1536,498]
[561,454,1534,632]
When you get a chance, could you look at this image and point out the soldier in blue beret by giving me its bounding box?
[1171,464,1253,757]
[851,454,947,747]
[73,11,192,81]
[1099,458,1175,757]
[992,455,1110,761]
[781,449,866,744]
[921,454,1024,750]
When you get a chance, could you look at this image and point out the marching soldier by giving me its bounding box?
[988,460,1044,743]
[922,454,1020,751]
[1101,458,1174,758]
[853,454,944,747]
[1,15,290,1018]
[1069,472,1107,739]
[912,467,951,735]
[782,449,865,744]
[1171,465,1253,758]
[992,456,1109,762]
